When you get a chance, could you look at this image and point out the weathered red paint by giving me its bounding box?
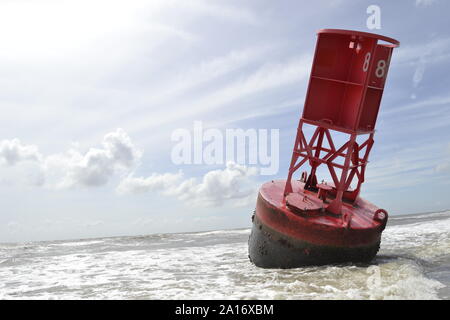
[257,180,385,248]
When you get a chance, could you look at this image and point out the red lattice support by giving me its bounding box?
[284,120,374,215]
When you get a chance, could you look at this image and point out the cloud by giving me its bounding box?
[44,128,142,188]
[124,45,273,116]
[0,0,258,65]
[116,171,184,194]
[177,0,258,25]
[0,0,250,60]
[0,138,42,166]
[394,37,450,67]
[382,94,450,116]
[124,54,312,135]
[117,161,259,207]
[1,129,258,207]
[364,141,449,192]
[0,128,142,189]
[393,37,450,90]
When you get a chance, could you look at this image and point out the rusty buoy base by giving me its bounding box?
[248,180,386,268]
[249,215,380,268]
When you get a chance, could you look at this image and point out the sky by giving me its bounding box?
[1,0,450,242]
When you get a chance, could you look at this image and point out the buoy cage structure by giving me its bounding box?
[248,29,399,268]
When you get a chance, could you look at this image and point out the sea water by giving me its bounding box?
[0,211,449,299]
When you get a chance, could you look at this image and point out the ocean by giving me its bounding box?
[1,210,449,300]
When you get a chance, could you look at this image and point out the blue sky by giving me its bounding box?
[0,0,449,242]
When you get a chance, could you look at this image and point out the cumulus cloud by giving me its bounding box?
[1,129,258,207]
[116,171,184,194]
[0,138,42,166]
[117,161,259,207]
[0,128,142,189]
[43,128,142,189]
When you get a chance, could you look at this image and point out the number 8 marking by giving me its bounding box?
[375,60,387,78]
[362,53,388,79]
[363,52,371,72]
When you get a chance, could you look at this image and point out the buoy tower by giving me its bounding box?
[248,29,400,268]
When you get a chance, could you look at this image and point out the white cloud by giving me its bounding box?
[394,37,450,67]
[382,94,450,116]
[44,128,142,188]
[0,0,257,63]
[125,45,273,116]
[1,129,258,208]
[365,141,449,192]
[393,37,450,90]
[124,54,312,135]
[0,138,42,166]
[117,171,184,194]
[211,97,305,127]
[117,161,259,207]
[0,128,142,189]
[176,0,258,25]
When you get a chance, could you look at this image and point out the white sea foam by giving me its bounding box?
[49,240,105,247]
[190,229,251,237]
[0,214,448,300]
[389,210,450,221]
[384,214,450,259]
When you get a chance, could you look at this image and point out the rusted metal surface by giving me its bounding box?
[249,212,381,268]
[248,180,385,267]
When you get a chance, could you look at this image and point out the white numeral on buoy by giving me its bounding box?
[362,53,388,79]
[363,52,371,72]
[375,59,387,78]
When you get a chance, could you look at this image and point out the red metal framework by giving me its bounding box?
[283,29,399,215]
[284,122,374,214]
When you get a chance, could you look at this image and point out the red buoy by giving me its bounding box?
[248,29,399,268]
